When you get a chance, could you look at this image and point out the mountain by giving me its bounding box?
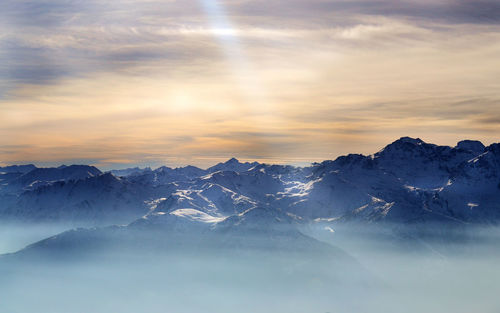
[372,137,483,189]
[284,137,496,225]
[1,137,499,313]
[6,205,357,268]
[109,167,152,177]
[127,165,207,186]
[0,165,38,195]
[424,143,500,223]
[207,157,259,173]
[4,165,102,194]
[0,172,159,226]
[0,137,498,231]
[18,164,101,184]
[456,139,486,153]
[0,164,37,174]
[150,182,257,218]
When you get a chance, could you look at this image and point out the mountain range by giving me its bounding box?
[1,137,498,228]
[1,136,499,266]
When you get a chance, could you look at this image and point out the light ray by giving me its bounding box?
[198,0,271,110]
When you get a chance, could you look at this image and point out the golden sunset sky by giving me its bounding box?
[1,0,500,169]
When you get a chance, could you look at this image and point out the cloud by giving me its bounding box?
[0,0,499,168]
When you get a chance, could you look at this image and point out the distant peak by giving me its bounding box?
[225,157,240,164]
[375,137,431,156]
[206,157,258,173]
[456,140,485,153]
[487,143,500,154]
[382,137,427,150]
[99,172,120,181]
[394,136,424,145]
[155,166,171,172]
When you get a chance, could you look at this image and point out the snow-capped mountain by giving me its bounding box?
[372,137,485,189]
[1,165,102,195]
[125,165,206,186]
[207,157,259,173]
[2,137,500,267]
[1,173,157,226]
[424,143,500,223]
[17,165,102,186]
[6,204,356,266]
[0,137,498,230]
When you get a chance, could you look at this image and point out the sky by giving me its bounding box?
[1,0,499,169]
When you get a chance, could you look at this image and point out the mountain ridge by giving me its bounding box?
[1,137,498,228]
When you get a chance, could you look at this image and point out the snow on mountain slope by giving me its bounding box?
[149,182,256,218]
[266,153,405,222]
[1,173,154,226]
[4,137,500,271]
[425,143,500,223]
[247,163,311,185]
[198,183,257,214]
[5,205,356,265]
[198,170,284,202]
[10,165,102,192]
[0,172,25,192]
[214,206,298,235]
[129,208,225,235]
[372,137,483,189]
[0,137,499,229]
[268,137,496,224]
[283,172,373,219]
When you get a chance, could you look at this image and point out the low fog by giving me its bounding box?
[0,222,74,254]
[1,222,500,313]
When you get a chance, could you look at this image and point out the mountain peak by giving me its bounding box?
[456,140,485,153]
[487,143,500,154]
[376,137,430,156]
[100,171,119,179]
[225,157,240,164]
[0,164,37,174]
[207,158,258,173]
[394,136,425,145]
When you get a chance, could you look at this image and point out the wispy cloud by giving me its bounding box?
[1,0,499,168]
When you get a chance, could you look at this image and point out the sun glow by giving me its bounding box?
[1,0,499,168]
